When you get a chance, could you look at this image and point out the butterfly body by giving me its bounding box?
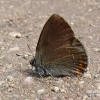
[30,14,88,77]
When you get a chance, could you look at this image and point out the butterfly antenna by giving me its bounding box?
[39,73,43,78]
[27,44,34,58]
[50,73,54,78]
[49,72,54,79]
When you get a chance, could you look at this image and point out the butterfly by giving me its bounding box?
[30,14,88,77]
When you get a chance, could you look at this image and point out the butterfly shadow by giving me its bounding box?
[21,68,41,78]
[22,68,76,79]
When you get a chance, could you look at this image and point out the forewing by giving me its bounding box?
[35,14,74,63]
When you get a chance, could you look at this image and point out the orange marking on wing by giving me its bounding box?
[75,68,82,76]
[79,63,83,67]
[79,56,83,68]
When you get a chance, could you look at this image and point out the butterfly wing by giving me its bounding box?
[35,14,88,76]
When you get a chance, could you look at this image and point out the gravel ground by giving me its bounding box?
[0,0,100,100]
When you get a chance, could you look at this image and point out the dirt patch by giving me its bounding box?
[0,0,100,100]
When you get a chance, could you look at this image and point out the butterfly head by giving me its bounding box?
[30,59,46,76]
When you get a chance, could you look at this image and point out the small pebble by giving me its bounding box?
[84,73,91,78]
[10,84,16,88]
[5,84,9,88]
[6,76,14,82]
[24,52,32,56]
[6,64,12,69]
[79,81,84,88]
[79,81,84,84]
[97,85,100,90]
[88,8,92,12]
[37,88,45,94]
[0,42,3,44]
[9,32,21,38]
[51,86,59,92]
[8,88,12,92]
[0,55,4,59]
[43,98,52,100]
[60,88,66,93]
[1,46,5,50]
[75,35,83,39]
[0,81,5,86]
[23,54,29,59]
[70,22,74,25]
[87,36,93,39]
[83,95,88,100]
[9,47,19,51]
[24,77,33,85]
[93,48,100,52]
[96,93,100,97]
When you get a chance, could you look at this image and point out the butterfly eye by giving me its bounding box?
[30,59,36,66]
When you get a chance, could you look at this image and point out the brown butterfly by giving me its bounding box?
[30,14,88,77]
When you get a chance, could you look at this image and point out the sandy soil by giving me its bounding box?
[0,0,100,100]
